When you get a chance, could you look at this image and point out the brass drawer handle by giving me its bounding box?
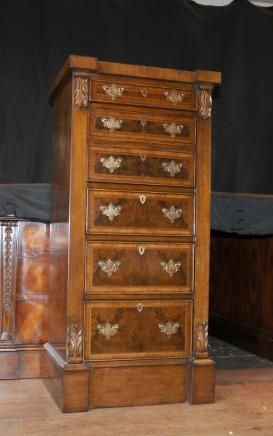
[163,122,184,138]
[162,160,183,178]
[162,206,182,224]
[139,154,146,162]
[160,260,181,277]
[97,322,119,340]
[98,259,121,276]
[100,203,122,221]
[140,119,147,128]
[100,156,122,173]
[101,117,123,132]
[164,90,184,106]
[102,84,124,100]
[159,321,180,337]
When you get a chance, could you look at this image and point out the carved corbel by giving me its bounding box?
[66,323,83,363]
[197,85,212,120]
[194,321,208,356]
[73,77,89,108]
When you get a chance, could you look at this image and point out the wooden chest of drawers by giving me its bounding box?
[45,56,221,412]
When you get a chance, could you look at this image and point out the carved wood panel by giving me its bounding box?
[0,218,18,342]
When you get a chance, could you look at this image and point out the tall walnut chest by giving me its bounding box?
[45,55,221,412]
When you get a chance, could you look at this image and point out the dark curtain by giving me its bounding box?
[0,0,273,194]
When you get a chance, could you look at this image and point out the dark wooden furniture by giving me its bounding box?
[210,233,273,361]
[45,55,221,412]
[0,217,49,378]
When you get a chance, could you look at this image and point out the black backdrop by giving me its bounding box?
[0,0,273,194]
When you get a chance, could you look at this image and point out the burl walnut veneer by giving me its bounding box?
[44,55,221,412]
[0,218,49,379]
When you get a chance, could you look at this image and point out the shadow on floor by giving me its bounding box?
[209,336,273,369]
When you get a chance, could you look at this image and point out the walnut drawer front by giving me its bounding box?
[84,300,192,360]
[85,242,193,294]
[87,189,194,236]
[89,107,196,146]
[91,78,196,110]
[88,146,194,187]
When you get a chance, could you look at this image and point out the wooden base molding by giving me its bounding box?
[189,359,215,404]
[0,348,46,379]
[89,363,189,408]
[44,343,89,413]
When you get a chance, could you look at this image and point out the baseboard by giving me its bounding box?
[0,348,46,379]
[210,313,273,361]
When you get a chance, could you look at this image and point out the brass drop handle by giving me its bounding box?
[159,321,180,337]
[98,259,121,276]
[97,322,119,340]
[163,123,184,138]
[162,160,183,178]
[160,260,181,277]
[100,156,123,173]
[162,206,182,224]
[101,117,123,132]
[102,84,125,100]
[100,203,122,221]
[164,90,184,105]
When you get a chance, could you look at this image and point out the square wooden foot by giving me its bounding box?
[189,359,215,404]
[44,344,89,412]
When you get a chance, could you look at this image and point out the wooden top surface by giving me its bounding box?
[51,55,221,96]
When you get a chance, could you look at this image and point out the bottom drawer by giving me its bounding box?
[85,300,192,360]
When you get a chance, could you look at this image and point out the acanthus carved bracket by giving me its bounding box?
[66,323,83,362]
[73,77,89,108]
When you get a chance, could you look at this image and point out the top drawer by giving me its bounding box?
[90,77,196,111]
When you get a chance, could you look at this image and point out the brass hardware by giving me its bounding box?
[102,84,125,100]
[101,117,123,132]
[98,259,121,276]
[138,246,146,256]
[100,156,122,173]
[164,90,184,106]
[97,322,119,340]
[100,203,122,221]
[162,160,183,178]
[139,194,147,205]
[139,154,146,162]
[140,88,148,97]
[163,122,184,138]
[162,206,182,224]
[159,321,180,337]
[140,119,147,128]
[160,260,181,277]
[136,303,144,313]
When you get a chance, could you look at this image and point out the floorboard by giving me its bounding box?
[1,339,273,435]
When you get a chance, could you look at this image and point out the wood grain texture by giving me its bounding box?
[85,300,192,360]
[90,104,196,145]
[210,234,273,360]
[88,145,194,187]
[88,188,194,236]
[89,364,188,408]
[48,56,220,410]
[86,242,193,294]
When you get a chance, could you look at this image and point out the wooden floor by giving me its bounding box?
[1,368,273,435]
